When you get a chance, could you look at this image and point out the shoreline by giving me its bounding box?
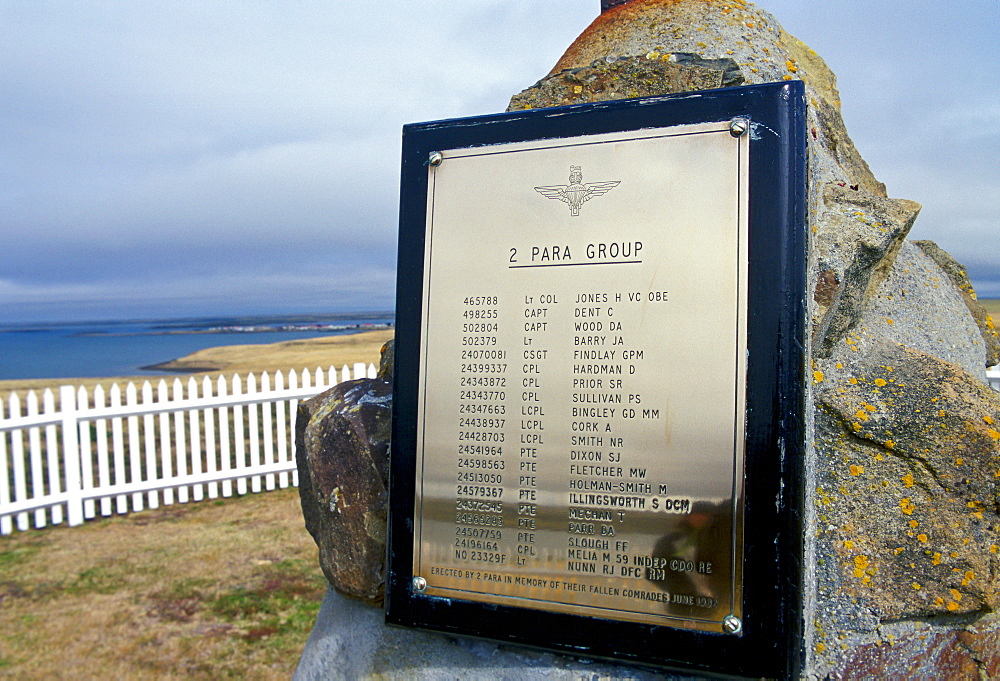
[137,363,221,373]
[0,328,394,398]
[73,322,393,338]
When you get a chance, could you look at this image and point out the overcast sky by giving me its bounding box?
[1,1,997,324]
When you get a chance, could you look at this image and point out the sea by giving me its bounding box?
[0,313,394,381]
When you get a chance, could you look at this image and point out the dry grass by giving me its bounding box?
[0,487,324,679]
[0,329,394,400]
[980,298,999,321]
[0,332,395,677]
[149,328,394,375]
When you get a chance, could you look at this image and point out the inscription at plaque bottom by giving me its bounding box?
[413,121,749,633]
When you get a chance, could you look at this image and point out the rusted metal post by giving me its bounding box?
[601,0,635,11]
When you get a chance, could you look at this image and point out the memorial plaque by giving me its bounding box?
[388,82,807,677]
[414,121,747,630]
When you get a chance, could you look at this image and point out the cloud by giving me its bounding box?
[1,0,997,326]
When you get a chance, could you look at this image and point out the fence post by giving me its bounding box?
[60,386,85,527]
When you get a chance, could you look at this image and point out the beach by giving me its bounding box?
[0,328,394,399]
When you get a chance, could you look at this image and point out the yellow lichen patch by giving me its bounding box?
[852,422,862,432]
[849,377,858,385]
[874,378,888,387]
[863,403,877,412]
[991,545,999,554]
[893,547,904,555]
[815,642,826,654]
[785,60,798,73]
[917,534,928,543]
[849,464,864,476]
[911,582,921,590]
[900,498,915,515]
[852,554,869,578]
[934,596,945,606]
[983,415,994,425]
[573,85,583,94]
[813,370,825,383]
[961,571,975,586]
[855,410,870,421]
[949,588,962,601]
[885,318,894,326]
[987,428,1000,441]
[956,458,965,466]
[931,552,941,565]
[782,74,792,80]
[885,440,895,449]
[947,601,959,612]
[843,539,855,549]
[909,519,919,529]
[902,473,914,488]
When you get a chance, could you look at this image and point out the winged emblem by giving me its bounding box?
[534,166,620,216]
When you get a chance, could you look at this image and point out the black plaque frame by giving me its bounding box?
[387,81,807,678]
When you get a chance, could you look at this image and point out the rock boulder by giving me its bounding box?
[296,1,1000,676]
[296,341,394,604]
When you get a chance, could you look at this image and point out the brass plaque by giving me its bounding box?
[413,121,748,633]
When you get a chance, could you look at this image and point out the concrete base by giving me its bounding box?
[294,589,680,680]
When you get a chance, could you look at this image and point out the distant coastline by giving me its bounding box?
[0,328,394,397]
[0,312,394,383]
[74,321,393,338]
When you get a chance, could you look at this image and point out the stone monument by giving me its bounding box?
[295,1,999,677]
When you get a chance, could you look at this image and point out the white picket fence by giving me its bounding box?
[1,363,995,536]
[0,364,375,535]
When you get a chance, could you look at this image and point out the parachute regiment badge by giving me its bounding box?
[534,166,620,217]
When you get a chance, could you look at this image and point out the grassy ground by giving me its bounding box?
[980,297,999,321]
[0,332,395,678]
[0,487,324,679]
